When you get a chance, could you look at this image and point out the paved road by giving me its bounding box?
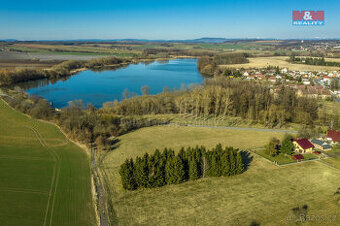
[168,123,298,133]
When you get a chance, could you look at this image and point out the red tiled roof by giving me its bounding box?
[295,138,314,150]
[292,154,304,160]
[327,130,340,142]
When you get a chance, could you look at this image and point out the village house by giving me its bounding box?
[310,138,332,151]
[326,130,340,144]
[281,68,288,73]
[293,85,331,99]
[275,75,282,80]
[323,76,332,85]
[268,76,276,83]
[293,138,314,153]
[302,79,310,85]
[246,75,256,80]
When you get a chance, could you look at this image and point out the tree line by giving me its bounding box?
[2,91,168,149]
[107,78,319,127]
[141,48,216,59]
[289,55,340,67]
[0,57,130,86]
[197,53,249,76]
[119,144,245,190]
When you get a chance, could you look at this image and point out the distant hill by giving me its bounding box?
[183,38,230,43]
[0,38,234,43]
[70,38,231,43]
[2,37,337,44]
[0,39,17,42]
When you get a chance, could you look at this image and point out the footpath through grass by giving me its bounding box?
[0,99,96,226]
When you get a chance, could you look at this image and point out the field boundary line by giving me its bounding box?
[30,126,60,226]
[166,123,298,133]
[47,152,61,226]
[0,188,49,195]
[318,159,340,172]
[0,155,54,161]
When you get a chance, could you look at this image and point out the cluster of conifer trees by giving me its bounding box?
[119,144,245,190]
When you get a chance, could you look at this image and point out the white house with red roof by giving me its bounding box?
[327,130,340,144]
[293,138,314,153]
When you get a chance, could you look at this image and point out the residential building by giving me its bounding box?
[310,139,332,151]
[327,130,340,144]
[293,138,314,153]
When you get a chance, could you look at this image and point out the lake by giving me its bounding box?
[25,58,203,108]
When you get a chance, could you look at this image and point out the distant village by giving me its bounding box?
[238,67,340,99]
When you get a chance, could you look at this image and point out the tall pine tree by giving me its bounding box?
[236,151,244,174]
[165,149,176,184]
[173,155,186,184]
[119,158,137,190]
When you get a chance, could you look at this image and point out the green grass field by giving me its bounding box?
[101,126,340,225]
[0,99,96,226]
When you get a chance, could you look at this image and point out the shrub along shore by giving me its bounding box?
[0,57,132,86]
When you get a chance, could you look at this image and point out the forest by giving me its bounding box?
[119,144,245,190]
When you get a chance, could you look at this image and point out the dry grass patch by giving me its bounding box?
[220,56,340,71]
[100,126,337,225]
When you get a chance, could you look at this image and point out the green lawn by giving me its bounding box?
[322,145,340,169]
[256,150,296,164]
[101,126,340,225]
[303,153,318,160]
[0,99,96,226]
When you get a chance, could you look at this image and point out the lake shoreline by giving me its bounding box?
[24,58,203,109]
[69,55,197,75]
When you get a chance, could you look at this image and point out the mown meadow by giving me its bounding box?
[101,125,340,225]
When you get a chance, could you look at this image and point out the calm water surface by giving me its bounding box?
[26,58,203,108]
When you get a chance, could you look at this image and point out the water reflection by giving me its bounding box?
[22,58,203,108]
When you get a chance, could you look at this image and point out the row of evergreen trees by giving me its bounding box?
[289,56,340,67]
[119,144,245,190]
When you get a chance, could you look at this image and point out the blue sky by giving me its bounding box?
[0,0,339,40]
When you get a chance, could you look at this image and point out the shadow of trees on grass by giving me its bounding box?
[240,150,253,172]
